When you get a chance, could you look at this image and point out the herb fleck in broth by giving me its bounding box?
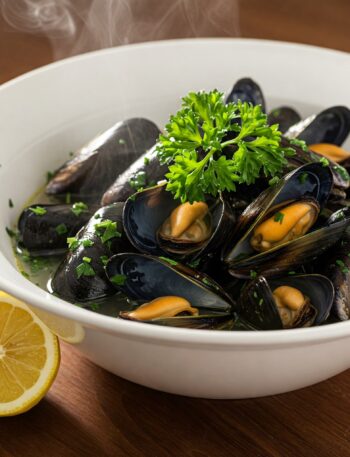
[13,189,134,318]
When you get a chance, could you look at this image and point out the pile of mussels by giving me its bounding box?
[16,78,350,330]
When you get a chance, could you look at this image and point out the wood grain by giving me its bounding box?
[1,1,350,456]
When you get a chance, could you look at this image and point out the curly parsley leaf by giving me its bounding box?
[156,90,294,202]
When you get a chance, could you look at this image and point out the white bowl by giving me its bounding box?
[1,38,350,399]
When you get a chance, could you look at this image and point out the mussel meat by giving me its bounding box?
[236,274,334,330]
[223,163,350,278]
[122,184,234,260]
[106,253,235,329]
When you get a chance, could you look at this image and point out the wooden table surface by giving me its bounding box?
[1,1,350,456]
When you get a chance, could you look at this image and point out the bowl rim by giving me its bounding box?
[2,37,350,347]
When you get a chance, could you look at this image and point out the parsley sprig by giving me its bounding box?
[156,90,294,203]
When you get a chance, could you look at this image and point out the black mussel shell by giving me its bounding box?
[285,106,350,146]
[236,274,334,330]
[106,253,233,312]
[122,184,234,260]
[223,162,333,261]
[51,203,130,302]
[223,163,349,278]
[18,203,94,256]
[322,232,350,320]
[144,314,236,330]
[268,106,301,133]
[226,78,266,111]
[46,118,160,202]
[101,145,168,205]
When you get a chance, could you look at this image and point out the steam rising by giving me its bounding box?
[0,0,240,59]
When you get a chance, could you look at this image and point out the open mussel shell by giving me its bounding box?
[101,145,168,205]
[223,163,344,278]
[267,106,301,133]
[106,253,233,312]
[322,232,350,320]
[226,77,266,111]
[46,118,160,202]
[285,106,350,146]
[224,163,333,257]
[51,203,130,302]
[122,183,234,260]
[236,274,334,330]
[17,203,94,256]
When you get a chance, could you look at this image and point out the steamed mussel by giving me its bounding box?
[18,203,94,256]
[15,77,350,332]
[122,183,234,260]
[51,203,131,302]
[105,253,236,329]
[46,118,160,203]
[236,274,334,330]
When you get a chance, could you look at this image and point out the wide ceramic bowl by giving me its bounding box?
[1,38,350,399]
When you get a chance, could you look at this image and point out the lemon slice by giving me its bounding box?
[0,292,85,344]
[0,293,60,416]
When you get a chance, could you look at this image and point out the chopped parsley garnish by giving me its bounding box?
[129,171,147,190]
[290,138,308,152]
[94,213,102,219]
[110,274,127,286]
[187,258,201,269]
[268,176,280,186]
[65,192,71,204]
[336,259,350,274]
[319,157,329,167]
[274,212,284,224]
[89,303,100,311]
[259,298,264,305]
[100,255,109,266]
[8,199,13,208]
[69,151,74,157]
[29,206,47,216]
[118,138,126,145]
[82,239,94,247]
[250,270,257,279]
[156,90,294,203]
[67,237,79,251]
[334,165,350,182]
[94,219,121,244]
[129,194,137,201]
[298,172,308,184]
[144,156,150,166]
[55,223,68,235]
[76,257,95,278]
[71,202,88,217]
[46,171,54,183]
[6,227,17,238]
[21,270,30,279]
[159,256,178,266]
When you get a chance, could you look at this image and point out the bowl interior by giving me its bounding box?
[1,38,350,341]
